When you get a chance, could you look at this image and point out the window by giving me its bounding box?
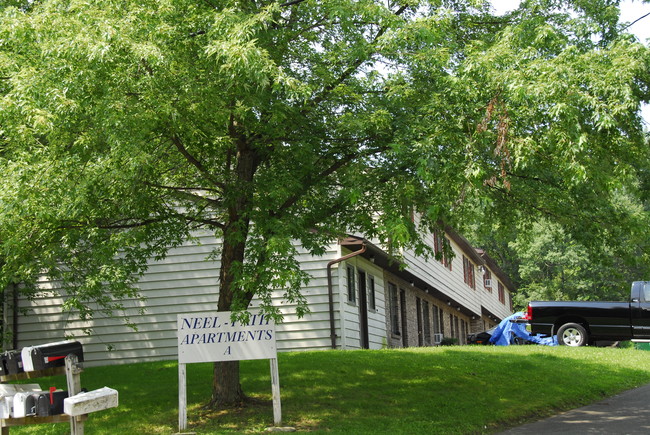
[463,256,475,289]
[416,297,424,346]
[461,320,466,345]
[358,269,366,305]
[388,283,400,335]
[484,270,492,292]
[432,305,440,335]
[434,230,444,257]
[434,230,452,270]
[643,283,650,302]
[400,289,408,347]
[368,275,376,310]
[423,300,431,346]
[498,281,505,304]
[347,265,356,303]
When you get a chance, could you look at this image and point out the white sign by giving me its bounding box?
[177,312,276,363]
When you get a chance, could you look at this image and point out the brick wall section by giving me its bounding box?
[383,271,471,348]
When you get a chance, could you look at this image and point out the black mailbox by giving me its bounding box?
[22,341,84,372]
[0,350,24,376]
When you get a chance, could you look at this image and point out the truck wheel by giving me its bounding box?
[557,323,588,346]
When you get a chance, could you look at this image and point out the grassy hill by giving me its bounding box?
[10,345,650,434]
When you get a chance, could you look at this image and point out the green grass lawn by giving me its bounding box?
[9,345,650,434]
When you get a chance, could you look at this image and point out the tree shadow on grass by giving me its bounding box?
[159,347,650,434]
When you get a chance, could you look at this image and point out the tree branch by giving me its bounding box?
[280,0,308,7]
[274,144,389,215]
[623,12,650,31]
[143,181,222,195]
[143,181,224,207]
[305,5,409,109]
[184,216,226,230]
[200,0,217,9]
[170,135,224,189]
[58,217,166,230]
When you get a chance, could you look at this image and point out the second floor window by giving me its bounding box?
[484,270,492,292]
[498,282,506,304]
[463,256,475,289]
[434,231,452,270]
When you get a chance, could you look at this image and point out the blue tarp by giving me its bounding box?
[489,312,558,346]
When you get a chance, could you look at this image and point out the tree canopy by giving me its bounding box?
[1,0,649,405]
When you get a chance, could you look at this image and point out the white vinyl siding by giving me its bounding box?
[11,219,513,364]
[14,233,349,365]
[339,253,386,350]
[12,234,395,365]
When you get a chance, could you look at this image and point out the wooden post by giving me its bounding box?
[178,362,187,432]
[65,354,84,435]
[270,358,281,426]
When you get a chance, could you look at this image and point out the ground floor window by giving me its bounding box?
[432,305,439,334]
[388,282,399,335]
[461,319,466,345]
[423,300,431,346]
[416,297,423,346]
[347,265,356,303]
[400,289,408,347]
[449,313,455,338]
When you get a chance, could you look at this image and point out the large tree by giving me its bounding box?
[1,0,649,407]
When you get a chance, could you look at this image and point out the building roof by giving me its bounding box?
[340,234,477,319]
[475,248,516,292]
[443,226,485,266]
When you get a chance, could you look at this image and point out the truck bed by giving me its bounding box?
[529,300,632,340]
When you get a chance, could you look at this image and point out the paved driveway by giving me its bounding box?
[498,383,650,434]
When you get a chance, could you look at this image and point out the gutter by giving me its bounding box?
[327,242,366,349]
[12,283,18,350]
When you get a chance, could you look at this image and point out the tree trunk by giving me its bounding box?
[208,122,260,408]
[207,235,249,407]
[210,360,245,407]
[208,227,250,407]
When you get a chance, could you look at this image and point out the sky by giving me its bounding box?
[490,0,650,126]
[491,0,650,41]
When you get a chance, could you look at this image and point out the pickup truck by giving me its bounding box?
[521,281,650,346]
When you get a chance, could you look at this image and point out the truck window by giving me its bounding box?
[643,283,650,302]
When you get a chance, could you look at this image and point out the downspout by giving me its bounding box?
[12,283,18,350]
[1,283,6,351]
[327,243,366,349]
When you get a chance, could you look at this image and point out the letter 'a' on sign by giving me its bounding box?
[177,312,277,363]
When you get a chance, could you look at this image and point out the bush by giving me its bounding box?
[440,337,458,346]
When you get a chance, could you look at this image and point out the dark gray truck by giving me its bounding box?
[522,281,650,346]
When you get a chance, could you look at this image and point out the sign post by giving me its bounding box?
[177,312,280,432]
[178,362,187,431]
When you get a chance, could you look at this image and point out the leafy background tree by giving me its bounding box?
[1,0,649,407]
[471,213,650,310]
